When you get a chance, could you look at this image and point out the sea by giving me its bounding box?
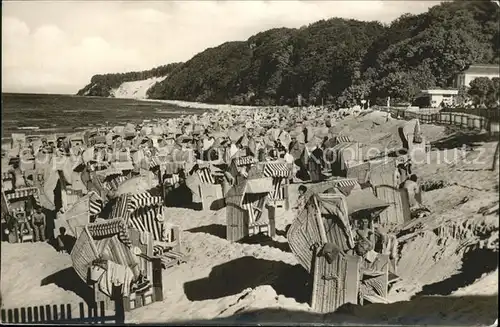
[1,93,208,145]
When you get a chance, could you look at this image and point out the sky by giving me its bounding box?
[2,0,443,95]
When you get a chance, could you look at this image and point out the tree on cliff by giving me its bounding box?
[78,0,499,106]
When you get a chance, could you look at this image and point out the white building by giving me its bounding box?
[454,64,500,89]
[414,89,459,108]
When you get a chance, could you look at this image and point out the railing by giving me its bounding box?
[375,106,500,122]
[1,300,124,324]
[378,107,500,132]
[441,107,500,122]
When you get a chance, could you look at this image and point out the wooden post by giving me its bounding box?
[313,196,328,244]
[492,142,499,171]
[114,297,125,324]
[152,257,163,302]
[310,245,319,309]
[268,205,276,238]
[284,180,290,211]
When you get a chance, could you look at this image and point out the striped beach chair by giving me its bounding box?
[336,136,353,144]
[128,206,164,241]
[243,195,269,237]
[163,174,180,186]
[4,187,38,200]
[196,166,224,210]
[127,192,163,215]
[230,156,258,184]
[197,167,215,184]
[234,156,258,166]
[89,197,103,216]
[332,178,360,195]
[2,187,39,243]
[103,175,129,192]
[262,162,290,210]
[124,192,187,268]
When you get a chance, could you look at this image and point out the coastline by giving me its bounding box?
[137,98,290,112]
[1,95,223,146]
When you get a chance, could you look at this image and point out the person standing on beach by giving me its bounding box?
[9,162,25,190]
[307,142,324,182]
[288,133,302,161]
[39,138,47,153]
[248,135,257,158]
[194,135,203,160]
[181,124,189,137]
[80,163,93,193]
[284,149,295,184]
[221,139,231,164]
[32,207,46,242]
[403,174,422,209]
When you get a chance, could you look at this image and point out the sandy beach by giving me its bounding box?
[2,0,499,324]
[1,109,498,325]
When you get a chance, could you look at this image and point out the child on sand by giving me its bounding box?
[294,185,308,212]
[56,227,75,253]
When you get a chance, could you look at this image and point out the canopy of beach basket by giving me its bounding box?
[228,130,243,142]
[315,127,330,139]
[346,188,390,217]
[114,173,156,196]
[152,125,163,136]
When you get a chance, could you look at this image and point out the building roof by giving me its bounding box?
[463,64,500,75]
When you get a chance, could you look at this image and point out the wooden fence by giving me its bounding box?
[1,300,124,324]
[441,107,500,122]
[379,107,500,133]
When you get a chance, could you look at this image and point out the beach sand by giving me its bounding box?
[1,112,498,325]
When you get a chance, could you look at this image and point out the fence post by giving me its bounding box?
[114,297,125,324]
[152,257,164,302]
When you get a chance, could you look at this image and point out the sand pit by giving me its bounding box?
[1,114,498,325]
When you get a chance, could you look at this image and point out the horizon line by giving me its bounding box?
[2,91,76,96]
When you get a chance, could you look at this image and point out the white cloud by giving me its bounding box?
[2,16,30,40]
[1,1,442,94]
[33,24,66,44]
[124,8,170,23]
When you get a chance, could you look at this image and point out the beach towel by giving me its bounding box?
[97,261,134,297]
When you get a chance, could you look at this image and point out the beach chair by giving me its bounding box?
[71,220,163,312]
[225,176,275,242]
[196,165,224,211]
[368,160,411,228]
[261,162,291,210]
[287,184,393,313]
[109,193,188,270]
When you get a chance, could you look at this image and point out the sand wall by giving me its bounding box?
[110,76,167,99]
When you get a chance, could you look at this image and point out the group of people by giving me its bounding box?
[6,207,46,243]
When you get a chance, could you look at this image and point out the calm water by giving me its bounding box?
[1,93,208,142]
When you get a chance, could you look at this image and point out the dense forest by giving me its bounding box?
[77,0,500,107]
